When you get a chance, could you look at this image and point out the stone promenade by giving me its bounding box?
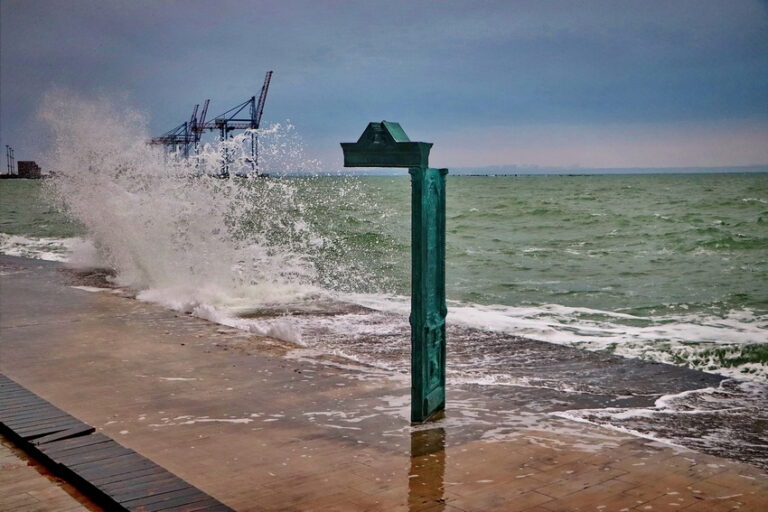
[1,255,766,511]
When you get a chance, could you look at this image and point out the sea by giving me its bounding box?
[0,99,766,467]
[2,173,766,382]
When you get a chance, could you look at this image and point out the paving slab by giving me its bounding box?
[1,254,766,511]
[0,433,101,512]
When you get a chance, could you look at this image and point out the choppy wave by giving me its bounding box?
[556,379,768,469]
[35,90,381,309]
[5,225,763,383]
[0,233,80,262]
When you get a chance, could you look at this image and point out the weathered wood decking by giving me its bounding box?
[0,374,233,512]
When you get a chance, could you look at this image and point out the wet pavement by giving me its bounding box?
[1,255,766,511]
[0,433,102,512]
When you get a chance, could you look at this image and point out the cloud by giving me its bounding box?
[1,0,767,167]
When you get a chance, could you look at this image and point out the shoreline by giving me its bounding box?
[2,234,766,385]
[1,254,766,510]
[2,254,767,465]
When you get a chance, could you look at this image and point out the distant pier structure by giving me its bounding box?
[149,71,273,177]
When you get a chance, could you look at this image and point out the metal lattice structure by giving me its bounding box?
[149,71,273,176]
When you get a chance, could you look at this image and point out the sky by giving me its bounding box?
[1,0,767,170]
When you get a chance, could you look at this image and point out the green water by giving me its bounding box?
[0,180,83,238]
[304,173,768,379]
[3,173,767,316]
[311,174,768,314]
[2,173,767,379]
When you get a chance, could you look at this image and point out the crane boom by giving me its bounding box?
[148,71,274,176]
[254,71,273,129]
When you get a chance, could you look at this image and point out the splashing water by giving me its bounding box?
[20,91,767,384]
[39,91,378,319]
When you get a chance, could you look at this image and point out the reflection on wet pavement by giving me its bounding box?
[409,426,446,512]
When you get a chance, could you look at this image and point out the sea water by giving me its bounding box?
[1,94,767,467]
[2,172,766,381]
[1,94,766,382]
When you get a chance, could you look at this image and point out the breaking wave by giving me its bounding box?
[39,90,378,313]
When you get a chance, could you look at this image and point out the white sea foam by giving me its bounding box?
[37,90,347,312]
[555,379,768,465]
[3,226,764,381]
[70,285,111,293]
[0,233,80,261]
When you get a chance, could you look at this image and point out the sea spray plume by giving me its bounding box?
[38,91,382,313]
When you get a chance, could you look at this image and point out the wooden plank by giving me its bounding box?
[0,410,68,428]
[37,432,112,453]
[0,388,36,399]
[69,451,151,474]
[0,388,41,401]
[0,404,65,421]
[2,411,73,428]
[54,443,134,467]
[0,381,33,392]
[14,421,72,438]
[109,481,193,504]
[39,438,115,459]
[0,404,57,421]
[0,390,46,403]
[31,425,95,445]
[110,480,192,504]
[122,487,210,510]
[0,401,58,416]
[145,496,223,512]
[0,395,44,407]
[138,497,216,512]
[162,501,234,512]
[90,466,168,486]
[16,418,86,437]
[52,446,134,467]
[75,460,160,485]
[100,472,184,493]
[12,415,83,430]
[45,438,121,459]
[0,374,233,512]
[71,452,155,477]
[0,381,32,392]
[18,423,90,442]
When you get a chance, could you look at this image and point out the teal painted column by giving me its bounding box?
[409,167,448,422]
[341,121,447,423]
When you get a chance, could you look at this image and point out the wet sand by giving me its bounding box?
[1,255,766,511]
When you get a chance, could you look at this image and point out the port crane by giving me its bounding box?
[149,71,273,176]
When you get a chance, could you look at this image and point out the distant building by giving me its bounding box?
[17,161,42,179]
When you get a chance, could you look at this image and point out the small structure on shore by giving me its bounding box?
[17,161,42,179]
[0,159,44,180]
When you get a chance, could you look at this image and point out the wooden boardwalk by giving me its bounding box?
[0,374,233,512]
[1,433,100,512]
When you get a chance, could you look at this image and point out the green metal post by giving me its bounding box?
[341,121,448,423]
[409,167,447,422]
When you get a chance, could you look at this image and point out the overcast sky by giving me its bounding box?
[1,0,767,169]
